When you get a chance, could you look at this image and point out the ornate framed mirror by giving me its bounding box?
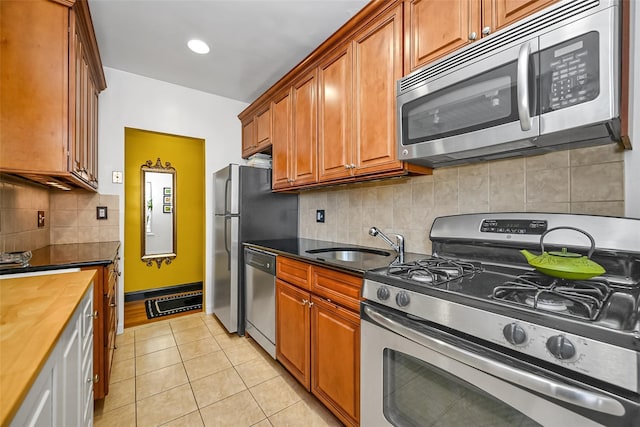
[141,158,176,268]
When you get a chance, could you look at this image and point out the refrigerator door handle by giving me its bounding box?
[224,216,231,270]
[224,176,232,215]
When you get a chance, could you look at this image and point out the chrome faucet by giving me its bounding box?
[369,226,405,264]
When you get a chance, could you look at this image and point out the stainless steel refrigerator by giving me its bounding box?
[213,164,298,335]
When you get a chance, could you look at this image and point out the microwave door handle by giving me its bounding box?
[517,42,532,131]
[363,305,626,417]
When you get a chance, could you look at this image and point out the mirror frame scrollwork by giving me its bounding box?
[141,158,177,268]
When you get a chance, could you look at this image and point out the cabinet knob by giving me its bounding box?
[308,301,314,308]
[109,302,116,307]
[344,164,350,169]
[301,299,308,306]
[88,374,99,383]
[469,32,477,40]
[88,311,98,319]
[482,26,491,35]
[350,164,355,169]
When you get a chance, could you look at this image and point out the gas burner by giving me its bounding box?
[387,256,482,287]
[492,272,612,320]
[408,270,435,283]
[524,295,572,312]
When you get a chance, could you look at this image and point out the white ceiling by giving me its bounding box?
[88,0,369,103]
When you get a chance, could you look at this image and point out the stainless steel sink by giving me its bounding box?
[306,247,391,262]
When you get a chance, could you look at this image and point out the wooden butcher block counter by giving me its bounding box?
[0,270,96,426]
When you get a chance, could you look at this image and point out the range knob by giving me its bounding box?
[503,323,527,345]
[376,286,390,301]
[546,335,576,360]
[395,291,410,307]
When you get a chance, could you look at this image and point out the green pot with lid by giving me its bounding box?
[520,226,606,280]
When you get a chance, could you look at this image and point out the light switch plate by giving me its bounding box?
[316,209,325,223]
[37,211,45,228]
[112,171,123,184]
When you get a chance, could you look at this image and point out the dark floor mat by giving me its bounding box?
[145,291,202,319]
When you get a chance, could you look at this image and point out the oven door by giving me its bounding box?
[361,302,630,427]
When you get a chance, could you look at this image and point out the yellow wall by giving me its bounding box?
[124,128,204,293]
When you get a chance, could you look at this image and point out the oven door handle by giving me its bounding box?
[364,305,626,417]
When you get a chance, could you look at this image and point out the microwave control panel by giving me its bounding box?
[540,31,599,113]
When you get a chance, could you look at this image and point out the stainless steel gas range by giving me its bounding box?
[361,213,639,427]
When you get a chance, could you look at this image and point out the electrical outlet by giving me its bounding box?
[316,209,325,223]
[96,206,108,220]
[37,211,45,228]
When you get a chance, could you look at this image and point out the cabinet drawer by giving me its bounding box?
[311,266,362,312]
[277,257,312,290]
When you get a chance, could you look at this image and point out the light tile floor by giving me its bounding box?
[94,313,343,427]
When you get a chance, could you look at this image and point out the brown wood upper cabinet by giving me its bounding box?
[405,0,557,72]
[318,4,404,182]
[0,0,106,191]
[272,70,318,190]
[241,104,271,158]
[275,257,361,427]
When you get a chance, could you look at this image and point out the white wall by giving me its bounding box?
[97,67,247,333]
[625,0,640,218]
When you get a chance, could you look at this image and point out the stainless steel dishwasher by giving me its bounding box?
[244,247,277,358]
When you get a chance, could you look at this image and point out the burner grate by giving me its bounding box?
[492,271,612,320]
[387,256,483,287]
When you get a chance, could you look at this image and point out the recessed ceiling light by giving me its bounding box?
[187,39,210,54]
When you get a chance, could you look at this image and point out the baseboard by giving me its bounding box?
[125,282,203,302]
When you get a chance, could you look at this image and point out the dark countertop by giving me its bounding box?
[244,238,426,275]
[0,241,120,275]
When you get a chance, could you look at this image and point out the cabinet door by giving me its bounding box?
[242,119,255,155]
[104,262,118,396]
[291,70,318,187]
[311,296,360,427]
[88,77,99,185]
[9,367,55,427]
[255,107,271,148]
[484,0,557,34]
[276,279,311,390]
[405,0,480,72]
[0,0,69,173]
[72,29,84,177]
[59,314,82,426]
[271,89,292,189]
[80,289,94,426]
[83,264,107,400]
[318,44,352,182]
[353,4,404,175]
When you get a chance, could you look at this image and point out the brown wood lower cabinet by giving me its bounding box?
[82,255,119,400]
[311,296,360,425]
[275,257,360,426]
[276,279,311,388]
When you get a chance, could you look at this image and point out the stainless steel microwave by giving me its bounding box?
[397,0,621,168]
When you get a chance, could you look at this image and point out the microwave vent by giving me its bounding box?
[399,0,601,94]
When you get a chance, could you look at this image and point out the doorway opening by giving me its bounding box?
[123,128,205,327]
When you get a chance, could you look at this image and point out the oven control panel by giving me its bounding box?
[480,219,547,234]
